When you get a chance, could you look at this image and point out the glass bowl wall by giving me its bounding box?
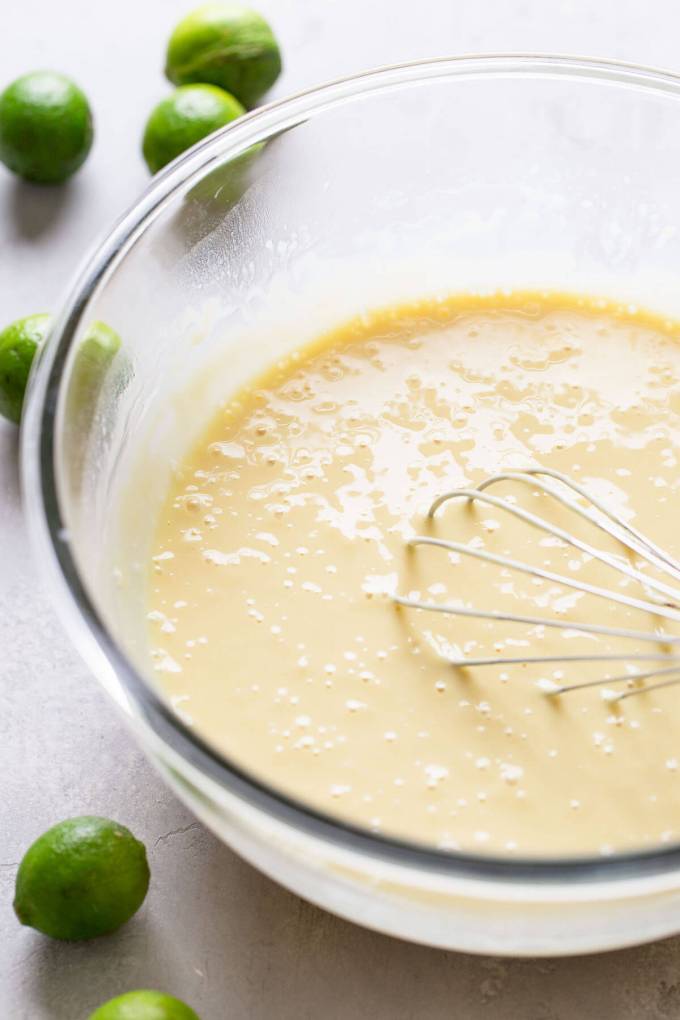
[23,56,680,955]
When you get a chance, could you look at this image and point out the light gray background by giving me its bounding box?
[4,1,680,1017]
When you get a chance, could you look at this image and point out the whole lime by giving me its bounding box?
[0,71,93,184]
[67,320,122,423]
[14,816,150,941]
[142,83,244,173]
[71,320,122,397]
[89,990,200,1020]
[0,313,51,424]
[186,141,263,207]
[165,3,281,109]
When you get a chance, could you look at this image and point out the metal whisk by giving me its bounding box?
[394,468,680,701]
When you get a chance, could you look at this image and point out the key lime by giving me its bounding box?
[186,141,262,207]
[142,83,244,173]
[0,315,122,426]
[0,71,93,184]
[70,320,122,403]
[89,990,200,1020]
[165,3,281,109]
[0,313,51,424]
[14,816,150,941]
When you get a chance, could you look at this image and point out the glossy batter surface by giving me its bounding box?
[147,293,680,855]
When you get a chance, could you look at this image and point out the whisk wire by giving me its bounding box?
[408,535,680,622]
[395,469,680,700]
[393,592,680,645]
[435,652,680,668]
[427,488,680,606]
[553,663,680,699]
[479,469,680,584]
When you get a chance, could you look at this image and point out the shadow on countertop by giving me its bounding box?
[16,817,680,1020]
[5,178,76,241]
[0,422,20,509]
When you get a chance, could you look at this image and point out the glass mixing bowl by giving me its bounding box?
[22,55,680,956]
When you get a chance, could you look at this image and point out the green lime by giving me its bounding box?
[89,990,200,1020]
[0,71,93,184]
[14,816,149,941]
[0,313,51,424]
[186,141,263,207]
[65,320,123,491]
[66,319,122,432]
[165,3,281,109]
[0,315,122,426]
[143,84,244,174]
[71,320,122,401]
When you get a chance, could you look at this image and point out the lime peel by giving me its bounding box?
[0,71,93,184]
[14,816,149,941]
[0,313,51,424]
[88,989,201,1020]
[142,83,245,174]
[165,3,282,109]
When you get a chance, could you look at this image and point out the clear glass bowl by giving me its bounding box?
[22,55,680,956]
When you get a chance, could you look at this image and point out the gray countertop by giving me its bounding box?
[4,1,680,1016]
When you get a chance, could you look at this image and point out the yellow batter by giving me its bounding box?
[147,292,680,855]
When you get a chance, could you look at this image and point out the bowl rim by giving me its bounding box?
[23,52,680,886]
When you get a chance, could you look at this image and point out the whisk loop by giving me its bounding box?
[394,469,680,700]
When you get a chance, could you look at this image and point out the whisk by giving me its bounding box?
[394,468,680,701]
